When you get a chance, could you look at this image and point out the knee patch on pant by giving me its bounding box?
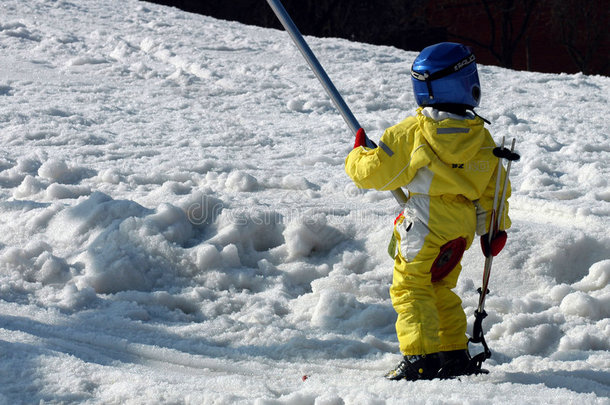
[430,237,466,282]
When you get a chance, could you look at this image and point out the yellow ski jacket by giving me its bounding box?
[345,107,511,242]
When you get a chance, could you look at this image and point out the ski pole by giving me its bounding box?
[477,137,506,312]
[471,137,519,358]
[265,0,409,206]
[477,138,519,312]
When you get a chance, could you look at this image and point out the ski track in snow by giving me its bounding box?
[0,0,609,404]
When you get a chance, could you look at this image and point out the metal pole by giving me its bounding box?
[266,0,408,206]
[266,0,361,137]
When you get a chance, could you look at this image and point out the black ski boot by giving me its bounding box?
[437,349,488,378]
[437,349,470,378]
[385,353,441,381]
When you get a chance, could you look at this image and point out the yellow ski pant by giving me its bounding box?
[391,249,469,355]
[390,195,474,355]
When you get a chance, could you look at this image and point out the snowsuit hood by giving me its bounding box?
[416,108,487,165]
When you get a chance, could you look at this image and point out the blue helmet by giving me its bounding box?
[411,42,481,108]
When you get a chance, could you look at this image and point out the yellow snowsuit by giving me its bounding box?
[345,107,511,355]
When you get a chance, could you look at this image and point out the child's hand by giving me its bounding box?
[480,230,507,257]
[353,128,367,148]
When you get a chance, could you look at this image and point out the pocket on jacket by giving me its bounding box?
[396,215,427,261]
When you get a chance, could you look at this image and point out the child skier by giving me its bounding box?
[345,42,511,380]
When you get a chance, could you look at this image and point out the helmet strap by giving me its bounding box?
[411,53,476,83]
[425,72,434,100]
[433,103,468,116]
[428,103,492,124]
[470,109,491,124]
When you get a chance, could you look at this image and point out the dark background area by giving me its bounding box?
[142,0,608,76]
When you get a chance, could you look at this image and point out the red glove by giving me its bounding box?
[480,230,507,257]
[354,128,367,148]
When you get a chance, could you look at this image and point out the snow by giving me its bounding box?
[0,0,609,403]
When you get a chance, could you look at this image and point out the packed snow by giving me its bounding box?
[1,0,609,403]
